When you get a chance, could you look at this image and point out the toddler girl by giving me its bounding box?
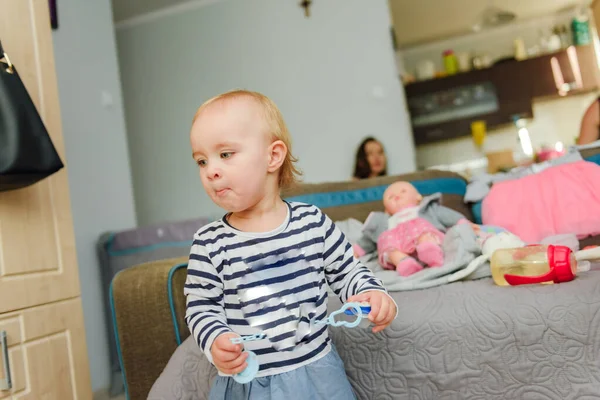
[184,90,397,399]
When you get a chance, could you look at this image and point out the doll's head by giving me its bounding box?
[383,181,423,215]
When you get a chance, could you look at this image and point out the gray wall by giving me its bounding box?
[116,0,416,226]
[51,0,137,392]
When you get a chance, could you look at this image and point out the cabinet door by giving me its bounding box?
[0,299,92,399]
[529,44,600,98]
[592,0,600,38]
[0,0,82,313]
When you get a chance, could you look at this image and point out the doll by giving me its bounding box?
[354,181,476,276]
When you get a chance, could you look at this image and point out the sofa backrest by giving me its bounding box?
[580,145,600,165]
[110,257,189,400]
[98,217,212,397]
[282,169,473,223]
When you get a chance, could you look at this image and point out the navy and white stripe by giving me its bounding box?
[184,201,388,377]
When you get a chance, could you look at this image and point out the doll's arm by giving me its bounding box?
[353,211,388,257]
[437,206,481,233]
[353,236,375,257]
[435,204,472,228]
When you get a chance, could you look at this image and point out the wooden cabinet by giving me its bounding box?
[527,44,600,98]
[405,44,600,145]
[591,0,600,47]
[405,64,533,145]
[0,300,91,400]
[0,0,92,399]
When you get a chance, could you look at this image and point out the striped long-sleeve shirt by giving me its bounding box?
[184,201,389,377]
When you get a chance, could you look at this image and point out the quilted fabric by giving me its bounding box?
[148,336,218,400]
[149,270,600,399]
[331,270,600,400]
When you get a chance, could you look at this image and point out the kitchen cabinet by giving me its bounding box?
[527,44,600,98]
[404,44,600,145]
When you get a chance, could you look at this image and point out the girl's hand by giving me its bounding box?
[210,332,249,375]
[346,290,397,333]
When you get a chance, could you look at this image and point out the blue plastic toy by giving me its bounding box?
[313,302,371,328]
[229,333,265,384]
[229,302,371,383]
[230,332,266,344]
[231,350,260,384]
[343,303,372,317]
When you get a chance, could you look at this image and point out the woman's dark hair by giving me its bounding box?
[353,137,387,179]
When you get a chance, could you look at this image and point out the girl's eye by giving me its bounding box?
[220,152,233,159]
[197,159,207,167]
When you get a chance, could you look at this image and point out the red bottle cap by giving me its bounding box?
[504,245,575,286]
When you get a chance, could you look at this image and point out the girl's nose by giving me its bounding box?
[207,165,221,180]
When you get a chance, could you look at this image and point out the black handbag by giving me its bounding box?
[0,40,64,192]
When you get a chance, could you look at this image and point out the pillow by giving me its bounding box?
[147,336,218,400]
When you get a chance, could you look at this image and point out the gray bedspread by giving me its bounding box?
[149,268,600,399]
[331,268,600,400]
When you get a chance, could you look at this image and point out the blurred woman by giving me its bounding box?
[578,97,600,145]
[352,137,387,180]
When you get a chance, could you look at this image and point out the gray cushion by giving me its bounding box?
[147,336,218,400]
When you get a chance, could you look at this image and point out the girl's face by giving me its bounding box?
[191,98,272,213]
[365,140,386,176]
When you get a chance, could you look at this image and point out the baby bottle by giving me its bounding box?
[490,244,590,286]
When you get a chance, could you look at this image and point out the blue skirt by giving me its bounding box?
[209,346,356,400]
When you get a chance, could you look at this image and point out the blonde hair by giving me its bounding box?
[192,90,302,190]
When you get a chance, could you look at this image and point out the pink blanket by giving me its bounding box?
[482,160,600,243]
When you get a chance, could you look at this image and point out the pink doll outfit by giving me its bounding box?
[377,206,445,271]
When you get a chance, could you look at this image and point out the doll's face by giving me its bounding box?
[383,181,422,214]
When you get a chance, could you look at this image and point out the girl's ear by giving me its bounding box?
[267,140,287,173]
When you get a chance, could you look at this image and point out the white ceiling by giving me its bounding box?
[389,0,587,48]
[113,0,588,47]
